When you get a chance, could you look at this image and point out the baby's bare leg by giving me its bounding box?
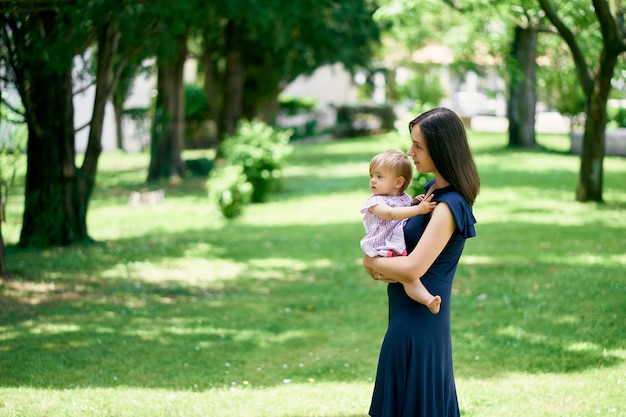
[403,279,441,314]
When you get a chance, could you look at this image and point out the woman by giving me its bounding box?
[363,107,480,417]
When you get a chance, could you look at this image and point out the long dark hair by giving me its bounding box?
[409,107,480,205]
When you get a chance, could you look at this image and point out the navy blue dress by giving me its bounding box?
[369,181,476,417]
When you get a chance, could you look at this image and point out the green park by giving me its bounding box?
[1,131,625,416]
[1,1,626,416]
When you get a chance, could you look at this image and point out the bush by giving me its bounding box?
[279,96,317,116]
[610,106,626,128]
[185,158,214,177]
[333,104,395,137]
[222,120,292,203]
[207,164,253,219]
[276,96,318,140]
[396,70,445,113]
[407,172,435,197]
[184,84,215,149]
[184,84,210,122]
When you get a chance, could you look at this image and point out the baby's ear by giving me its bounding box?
[395,176,405,189]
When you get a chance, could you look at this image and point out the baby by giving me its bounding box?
[360,149,441,314]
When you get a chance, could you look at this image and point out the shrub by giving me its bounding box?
[184,84,210,122]
[407,172,435,197]
[396,70,445,113]
[276,96,318,140]
[222,120,292,203]
[610,107,626,128]
[333,104,395,137]
[279,96,317,116]
[184,84,215,149]
[207,164,253,219]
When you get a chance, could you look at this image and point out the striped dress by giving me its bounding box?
[360,193,413,257]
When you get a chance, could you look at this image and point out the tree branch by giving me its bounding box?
[74,120,91,134]
[73,79,96,96]
[536,0,594,95]
[592,0,626,53]
[441,0,463,11]
[0,96,26,120]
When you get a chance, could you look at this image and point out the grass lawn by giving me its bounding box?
[1,130,625,417]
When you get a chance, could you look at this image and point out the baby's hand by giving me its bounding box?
[412,194,425,205]
[414,193,437,214]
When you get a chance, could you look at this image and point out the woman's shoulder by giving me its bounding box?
[438,187,468,206]
[438,188,476,238]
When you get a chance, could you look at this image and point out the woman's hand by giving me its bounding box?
[363,256,397,283]
[377,274,397,283]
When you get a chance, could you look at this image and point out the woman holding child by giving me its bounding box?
[363,107,480,417]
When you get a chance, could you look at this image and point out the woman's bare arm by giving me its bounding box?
[363,202,456,283]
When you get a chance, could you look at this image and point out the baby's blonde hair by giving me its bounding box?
[369,149,413,193]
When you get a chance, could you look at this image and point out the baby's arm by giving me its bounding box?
[369,194,436,220]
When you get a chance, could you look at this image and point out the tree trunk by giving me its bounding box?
[77,22,120,238]
[19,61,84,247]
[112,64,140,152]
[222,20,245,137]
[0,204,8,277]
[0,152,8,275]
[507,25,538,148]
[147,32,187,182]
[254,93,280,124]
[113,92,124,150]
[577,50,615,202]
[202,42,222,143]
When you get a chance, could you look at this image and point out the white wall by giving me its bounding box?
[280,63,358,107]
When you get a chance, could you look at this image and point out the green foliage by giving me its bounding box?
[0,99,27,152]
[276,97,318,140]
[221,120,293,203]
[184,84,214,148]
[608,106,626,128]
[0,97,27,223]
[334,104,395,137]
[407,171,435,197]
[123,106,150,121]
[199,0,381,124]
[536,35,585,120]
[184,83,210,122]
[278,96,317,116]
[396,69,446,112]
[206,163,253,218]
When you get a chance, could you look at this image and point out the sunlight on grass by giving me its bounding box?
[566,341,603,352]
[285,161,366,179]
[552,314,581,324]
[460,255,502,265]
[231,328,309,345]
[0,383,373,417]
[457,371,624,417]
[559,253,626,266]
[2,132,625,417]
[247,258,330,281]
[244,191,365,225]
[101,259,242,284]
[29,323,81,335]
[119,320,309,348]
[496,325,548,344]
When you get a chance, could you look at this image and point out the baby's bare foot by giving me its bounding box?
[428,295,441,314]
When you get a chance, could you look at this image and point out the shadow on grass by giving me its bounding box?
[1,217,624,390]
[2,134,624,391]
